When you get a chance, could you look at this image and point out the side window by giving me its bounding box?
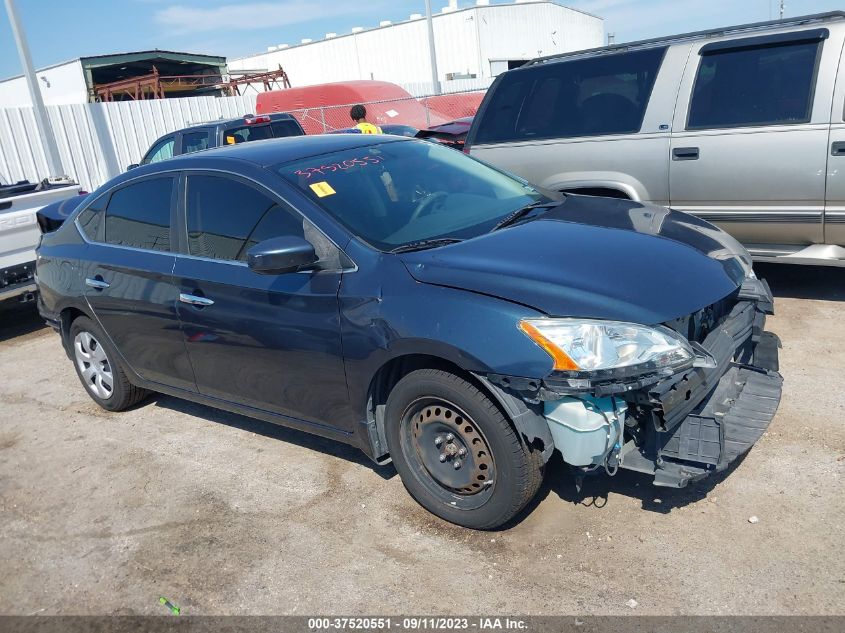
[688,39,822,129]
[473,47,666,144]
[186,175,307,262]
[104,177,173,252]
[182,130,212,154]
[142,136,175,164]
[76,195,108,241]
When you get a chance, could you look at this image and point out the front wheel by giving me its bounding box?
[384,369,544,529]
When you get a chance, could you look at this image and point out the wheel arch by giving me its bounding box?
[561,186,632,199]
[59,305,93,358]
[363,353,553,466]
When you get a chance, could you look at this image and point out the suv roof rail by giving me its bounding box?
[524,11,845,67]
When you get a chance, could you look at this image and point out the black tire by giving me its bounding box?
[68,315,149,411]
[384,369,544,530]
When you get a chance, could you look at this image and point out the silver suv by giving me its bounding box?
[466,11,845,266]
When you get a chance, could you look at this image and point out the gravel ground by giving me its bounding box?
[0,263,843,616]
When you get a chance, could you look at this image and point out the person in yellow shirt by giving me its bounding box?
[350,104,383,134]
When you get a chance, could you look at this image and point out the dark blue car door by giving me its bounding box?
[172,171,352,431]
[79,175,197,391]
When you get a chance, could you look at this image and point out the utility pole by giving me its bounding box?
[779,0,785,20]
[4,0,64,177]
[424,0,441,95]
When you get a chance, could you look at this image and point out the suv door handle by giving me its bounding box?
[179,293,214,307]
[673,147,699,161]
[85,277,110,290]
[832,142,845,156]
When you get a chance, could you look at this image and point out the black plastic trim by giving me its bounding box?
[698,28,829,55]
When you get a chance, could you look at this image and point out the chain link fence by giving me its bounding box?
[284,88,486,135]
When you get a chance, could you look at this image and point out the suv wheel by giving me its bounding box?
[385,369,544,529]
[69,316,149,411]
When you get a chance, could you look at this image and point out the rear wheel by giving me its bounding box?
[69,316,149,411]
[385,369,544,529]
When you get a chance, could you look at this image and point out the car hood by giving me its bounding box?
[399,196,751,325]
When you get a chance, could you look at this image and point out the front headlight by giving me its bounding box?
[519,318,694,377]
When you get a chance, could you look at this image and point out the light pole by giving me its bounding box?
[4,0,64,177]
[425,0,441,95]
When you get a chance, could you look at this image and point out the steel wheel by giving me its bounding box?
[74,331,114,400]
[400,397,496,510]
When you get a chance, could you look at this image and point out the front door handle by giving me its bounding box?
[85,277,110,290]
[673,147,700,161]
[832,141,845,156]
[179,293,214,307]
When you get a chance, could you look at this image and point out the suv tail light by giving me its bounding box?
[244,115,271,125]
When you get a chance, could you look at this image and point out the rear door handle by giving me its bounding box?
[85,277,110,290]
[673,147,699,161]
[179,293,214,307]
[832,141,845,156]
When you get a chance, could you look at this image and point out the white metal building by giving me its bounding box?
[228,1,604,95]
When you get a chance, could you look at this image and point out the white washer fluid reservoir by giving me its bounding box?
[543,396,626,467]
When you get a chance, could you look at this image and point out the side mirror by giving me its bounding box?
[127,164,139,170]
[247,236,318,275]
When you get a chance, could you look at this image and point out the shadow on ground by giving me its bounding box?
[0,303,45,342]
[154,388,742,529]
[757,263,845,301]
[150,393,396,480]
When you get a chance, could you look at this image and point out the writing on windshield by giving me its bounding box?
[294,155,384,180]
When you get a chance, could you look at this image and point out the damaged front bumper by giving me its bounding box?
[618,278,782,487]
[487,278,783,488]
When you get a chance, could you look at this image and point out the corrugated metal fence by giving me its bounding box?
[0,86,489,194]
[0,95,257,193]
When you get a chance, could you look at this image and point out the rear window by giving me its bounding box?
[223,125,272,145]
[222,119,302,145]
[474,47,666,144]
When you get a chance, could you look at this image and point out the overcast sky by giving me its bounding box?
[1,0,842,79]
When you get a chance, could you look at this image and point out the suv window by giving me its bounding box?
[185,175,308,262]
[474,47,666,144]
[688,39,822,129]
[142,136,175,164]
[182,130,212,154]
[104,177,173,252]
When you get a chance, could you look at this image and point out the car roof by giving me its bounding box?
[166,133,410,168]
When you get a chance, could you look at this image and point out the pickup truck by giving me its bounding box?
[1,177,81,304]
[130,112,305,169]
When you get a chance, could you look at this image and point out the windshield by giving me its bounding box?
[277,139,548,251]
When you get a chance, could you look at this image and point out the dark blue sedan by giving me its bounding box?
[36,134,782,529]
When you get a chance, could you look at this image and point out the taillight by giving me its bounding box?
[244,115,271,125]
